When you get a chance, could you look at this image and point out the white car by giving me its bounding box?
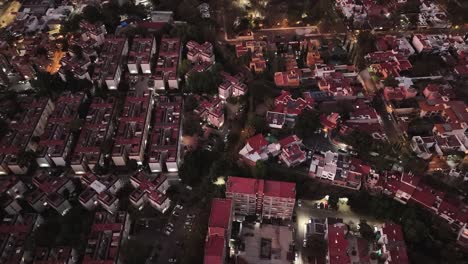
[175,204,184,210]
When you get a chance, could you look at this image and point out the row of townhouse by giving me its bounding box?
[266,90,314,129]
[194,96,225,129]
[93,36,129,90]
[0,96,54,175]
[218,72,248,100]
[325,221,409,264]
[127,37,157,75]
[204,199,233,264]
[235,41,267,73]
[366,171,468,249]
[239,134,307,167]
[225,176,296,221]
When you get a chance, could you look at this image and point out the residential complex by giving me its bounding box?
[0,97,54,174]
[154,37,181,90]
[112,90,153,166]
[71,97,117,174]
[147,95,182,173]
[36,93,86,168]
[93,36,129,90]
[127,37,156,75]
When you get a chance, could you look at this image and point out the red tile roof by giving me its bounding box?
[246,134,268,152]
[204,234,225,264]
[226,176,263,196]
[327,224,349,264]
[264,180,296,199]
[208,199,232,230]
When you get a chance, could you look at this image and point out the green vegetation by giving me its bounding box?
[295,110,322,138]
[185,65,223,94]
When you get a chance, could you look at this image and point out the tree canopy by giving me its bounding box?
[295,110,322,138]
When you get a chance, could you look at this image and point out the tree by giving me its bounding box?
[247,114,267,134]
[17,150,36,167]
[383,75,399,87]
[359,220,375,241]
[184,95,198,112]
[305,235,326,257]
[328,193,339,210]
[295,110,322,138]
[249,79,275,104]
[82,5,102,24]
[407,118,433,137]
[183,114,202,136]
[254,160,267,179]
[178,59,193,77]
[186,70,222,94]
[120,239,152,264]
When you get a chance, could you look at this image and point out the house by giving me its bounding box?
[195,97,225,129]
[266,90,314,129]
[239,134,280,166]
[0,214,39,263]
[278,135,306,167]
[218,72,247,100]
[187,41,215,64]
[225,176,296,220]
[309,151,369,190]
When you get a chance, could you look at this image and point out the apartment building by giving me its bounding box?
[204,198,233,264]
[0,97,54,175]
[225,176,296,220]
[80,21,107,45]
[112,91,153,166]
[79,172,125,214]
[278,135,306,167]
[129,171,171,212]
[0,214,39,263]
[58,54,91,81]
[187,40,215,63]
[266,90,314,129]
[93,36,129,90]
[36,93,86,167]
[82,211,130,264]
[128,37,156,74]
[218,72,247,100]
[71,97,117,174]
[154,37,180,90]
[147,95,182,173]
[195,96,225,129]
